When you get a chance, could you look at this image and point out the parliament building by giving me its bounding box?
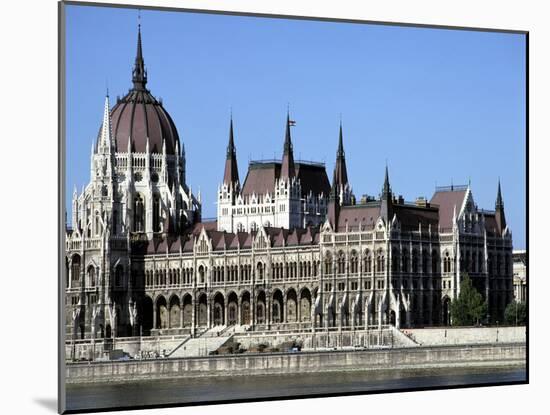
[64,28,514,342]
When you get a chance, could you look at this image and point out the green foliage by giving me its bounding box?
[504,301,527,325]
[450,274,487,326]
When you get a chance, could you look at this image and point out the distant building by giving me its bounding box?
[513,250,527,303]
[64,27,515,342]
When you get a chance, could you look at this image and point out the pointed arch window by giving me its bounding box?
[324,253,333,275]
[422,250,428,273]
[88,265,96,286]
[431,250,438,274]
[153,194,161,233]
[115,265,124,288]
[444,252,451,273]
[401,251,408,273]
[337,251,345,274]
[412,250,419,273]
[95,214,100,236]
[134,194,145,232]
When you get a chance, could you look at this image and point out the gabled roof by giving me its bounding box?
[242,162,280,196]
[393,204,439,231]
[241,161,330,198]
[484,213,499,235]
[430,188,467,230]
[337,204,380,232]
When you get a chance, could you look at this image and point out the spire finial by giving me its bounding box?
[132,18,147,90]
[337,119,344,158]
[100,94,112,148]
[281,109,295,179]
[382,163,391,197]
[223,116,239,186]
[496,178,504,209]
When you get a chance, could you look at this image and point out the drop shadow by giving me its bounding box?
[34,398,57,413]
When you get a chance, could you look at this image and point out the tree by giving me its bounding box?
[504,301,527,326]
[450,274,487,326]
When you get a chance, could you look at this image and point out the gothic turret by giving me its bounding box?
[132,24,147,91]
[380,164,393,223]
[331,122,354,206]
[223,117,240,189]
[333,122,348,188]
[495,179,507,234]
[280,113,296,180]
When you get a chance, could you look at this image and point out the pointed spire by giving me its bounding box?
[280,112,295,179]
[132,24,147,90]
[332,121,349,189]
[382,163,391,198]
[496,179,504,210]
[100,94,112,149]
[223,116,239,187]
[495,179,507,234]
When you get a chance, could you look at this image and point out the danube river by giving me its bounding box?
[66,366,526,412]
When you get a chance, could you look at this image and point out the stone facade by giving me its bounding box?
[513,250,527,303]
[65,27,514,343]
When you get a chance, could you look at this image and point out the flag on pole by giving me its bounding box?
[288,120,296,126]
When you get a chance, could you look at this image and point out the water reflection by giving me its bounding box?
[66,366,526,412]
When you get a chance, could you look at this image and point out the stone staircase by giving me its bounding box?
[168,326,233,358]
[391,326,420,347]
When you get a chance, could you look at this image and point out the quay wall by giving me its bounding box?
[407,327,526,346]
[66,343,526,384]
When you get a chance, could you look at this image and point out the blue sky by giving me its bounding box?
[65,5,526,248]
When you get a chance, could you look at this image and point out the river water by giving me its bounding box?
[66,366,526,412]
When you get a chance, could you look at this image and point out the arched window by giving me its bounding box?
[134,194,145,232]
[497,254,502,275]
[71,255,81,282]
[364,250,372,273]
[115,265,124,288]
[324,253,332,275]
[431,250,438,274]
[350,251,358,274]
[376,250,385,273]
[87,265,95,286]
[391,248,399,272]
[401,251,408,273]
[95,214,100,236]
[412,250,419,273]
[198,265,205,283]
[337,251,345,274]
[153,194,161,233]
[250,222,258,232]
[422,250,428,273]
[237,223,244,232]
[444,252,451,273]
[478,252,483,274]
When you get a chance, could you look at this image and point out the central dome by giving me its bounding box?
[109,26,180,155]
[110,89,180,155]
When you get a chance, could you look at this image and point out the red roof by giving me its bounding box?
[109,89,180,155]
[393,204,439,231]
[430,189,467,230]
[337,205,380,232]
[241,161,330,198]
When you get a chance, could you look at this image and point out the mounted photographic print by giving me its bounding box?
[59,1,528,413]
